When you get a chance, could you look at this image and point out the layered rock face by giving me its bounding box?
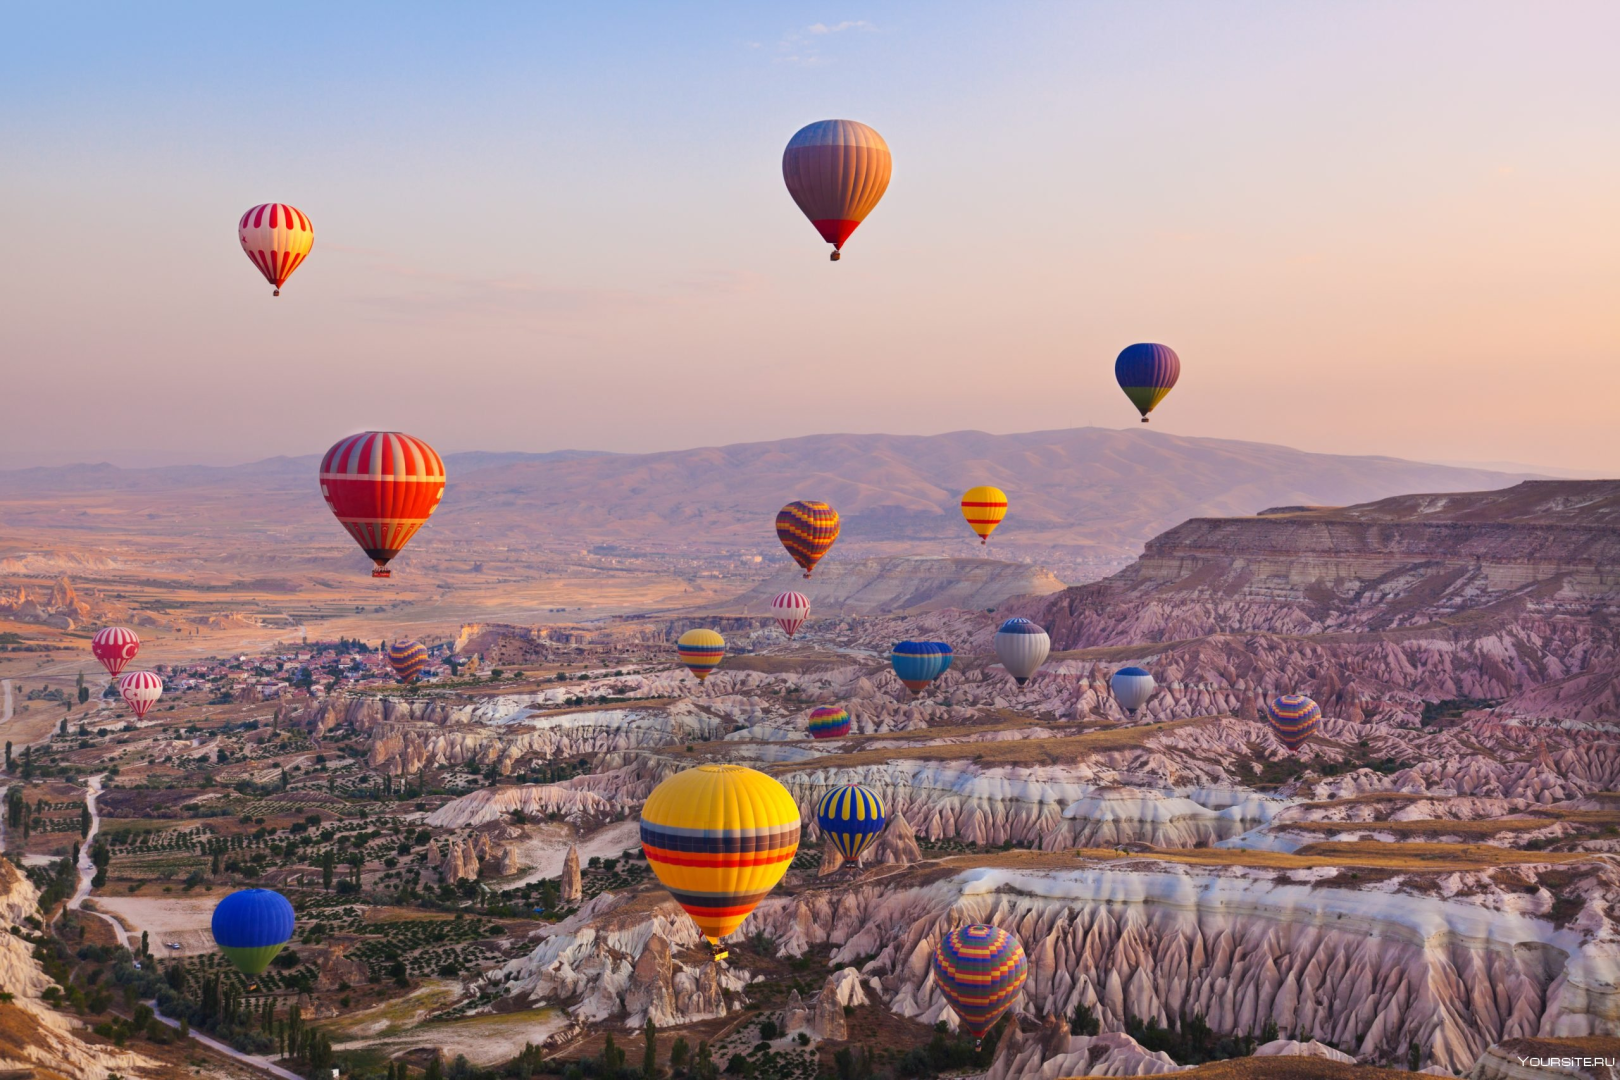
[720,555,1065,617]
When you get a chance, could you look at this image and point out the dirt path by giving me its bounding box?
[147,1002,307,1080]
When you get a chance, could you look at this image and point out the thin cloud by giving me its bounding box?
[776,19,877,65]
[808,20,871,34]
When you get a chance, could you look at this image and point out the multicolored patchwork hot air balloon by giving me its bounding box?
[771,591,811,638]
[677,629,726,681]
[239,203,313,296]
[640,764,800,960]
[91,627,140,678]
[387,640,430,683]
[806,705,851,740]
[1266,694,1322,751]
[960,486,1008,545]
[783,120,892,261]
[993,618,1050,686]
[1111,666,1156,714]
[776,501,840,578]
[816,784,885,862]
[891,641,953,696]
[932,924,1028,1046]
[118,670,162,719]
[211,889,295,975]
[319,432,446,578]
[1115,343,1181,423]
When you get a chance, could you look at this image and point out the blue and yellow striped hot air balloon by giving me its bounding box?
[816,784,885,862]
[775,501,840,578]
[677,629,726,681]
[640,764,800,960]
[387,639,429,683]
[932,924,1028,1046]
[1115,343,1180,423]
[806,705,851,740]
[211,889,295,975]
[891,641,953,696]
[1266,694,1322,752]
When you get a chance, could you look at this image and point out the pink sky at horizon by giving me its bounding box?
[2,3,1616,473]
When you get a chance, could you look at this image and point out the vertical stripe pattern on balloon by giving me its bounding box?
[770,590,811,637]
[1114,343,1181,419]
[815,784,886,861]
[319,431,446,576]
[91,626,141,677]
[782,120,892,252]
[238,203,314,293]
[118,670,163,719]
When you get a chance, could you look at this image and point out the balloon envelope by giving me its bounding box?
[211,888,295,974]
[387,640,429,683]
[1115,343,1180,422]
[239,203,313,296]
[932,924,1028,1041]
[993,618,1049,686]
[91,627,140,678]
[677,629,726,681]
[640,765,800,948]
[1267,694,1322,751]
[816,784,885,862]
[807,705,851,740]
[771,590,811,637]
[960,486,1009,545]
[319,432,446,578]
[118,670,162,719]
[1111,666,1157,713]
[890,641,953,695]
[776,501,840,577]
[782,120,892,258]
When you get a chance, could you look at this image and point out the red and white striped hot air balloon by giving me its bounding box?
[782,120,892,261]
[239,203,314,296]
[118,670,163,719]
[770,591,811,638]
[91,627,140,678]
[319,432,446,578]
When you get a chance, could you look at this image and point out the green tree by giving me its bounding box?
[1409,1040,1422,1071]
[424,1054,443,1080]
[80,803,91,838]
[321,848,335,891]
[77,673,89,704]
[643,1017,659,1079]
[669,1036,689,1072]
[1071,1002,1100,1036]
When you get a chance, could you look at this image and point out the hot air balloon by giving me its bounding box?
[387,640,430,683]
[1115,343,1180,423]
[776,501,840,578]
[806,705,851,740]
[890,641,953,696]
[118,670,162,720]
[932,924,1029,1047]
[993,618,1050,686]
[319,432,446,578]
[1266,694,1322,752]
[640,764,800,960]
[239,204,314,296]
[91,627,140,678]
[816,784,885,863]
[783,120,892,261]
[211,889,295,975]
[960,487,1008,546]
[677,629,726,681]
[1111,666,1156,714]
[771,591,811,638]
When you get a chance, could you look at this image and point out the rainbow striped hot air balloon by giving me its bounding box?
[776,501,840,578]
[1266,694,1322,752]
[1115,343,1181,423]
[806,705,851,740]
[677,629,726,681]
[816,784,886,863]
[211,889,295,975]
[960,486,1008,545]
[387,640,429,683]
[932,924,1029,1046]
[640,764,800,960]
[891,641,953,696]
[783,120,892,261]
[771,590,811,637]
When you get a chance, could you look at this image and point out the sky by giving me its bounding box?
[2,2,1617,471]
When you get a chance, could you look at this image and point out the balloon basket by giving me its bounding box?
[830,250,841,262]
[1141,417,1149,423]
[372,569,391,578]
[273,289,280,297]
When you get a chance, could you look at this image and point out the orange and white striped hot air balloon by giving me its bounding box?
[239,203,314,296]
[782,120,891,261]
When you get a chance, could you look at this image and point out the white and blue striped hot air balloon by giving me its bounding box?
[1111,666,1156,714]
[994,618,1050,686]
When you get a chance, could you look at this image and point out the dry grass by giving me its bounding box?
[923,839,1593,875]
[1283,817,1549,838]
[1075,1057,1417,1080]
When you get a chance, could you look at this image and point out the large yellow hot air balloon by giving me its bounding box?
[960,486,1008,545]
[640,765,800,961]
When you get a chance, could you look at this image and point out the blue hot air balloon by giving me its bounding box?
[816,784,886,862]
[211,889,295,975]
[1111,666,1156,713]
[890,641,953,696]
[1115,343,1180,422]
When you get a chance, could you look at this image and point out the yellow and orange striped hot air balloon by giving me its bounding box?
[782,120,891,261]
[960,486,1008,545]
[239,203,314,296]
